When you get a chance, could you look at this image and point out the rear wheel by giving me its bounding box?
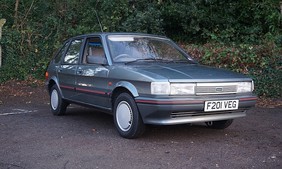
[113,93,145,139]
[205,120,233,129]
[50,85,68,116]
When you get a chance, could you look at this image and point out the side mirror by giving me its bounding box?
[87,55,107,65]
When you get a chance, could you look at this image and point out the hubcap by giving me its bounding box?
[116,101,133,132]
[51,89,59,110]
[206,121,213,126]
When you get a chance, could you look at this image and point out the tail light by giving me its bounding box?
[45,72,49,80]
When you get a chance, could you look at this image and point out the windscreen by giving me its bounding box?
[107,35,193,63]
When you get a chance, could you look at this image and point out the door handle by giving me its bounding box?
[77,69,83,74]
[57,68,63,72]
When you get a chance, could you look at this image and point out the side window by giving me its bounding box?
[82,37,106,64]
[63,39,83,64]
[54,41,70,63]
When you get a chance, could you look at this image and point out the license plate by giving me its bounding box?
[204,100,239,112]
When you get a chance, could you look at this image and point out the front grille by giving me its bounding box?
[195,83,237,95]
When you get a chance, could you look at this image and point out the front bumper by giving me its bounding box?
[135,94,257,125]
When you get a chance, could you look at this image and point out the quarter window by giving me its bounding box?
[63,39,83,64]
[54,41,70,63]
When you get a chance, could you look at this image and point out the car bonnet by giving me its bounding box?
[129,63,248,81]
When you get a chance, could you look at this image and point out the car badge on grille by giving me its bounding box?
[215,87,223,92]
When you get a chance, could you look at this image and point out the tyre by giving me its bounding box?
[113,93,145,139]
[50,85,68,116]
[205,120,233,129]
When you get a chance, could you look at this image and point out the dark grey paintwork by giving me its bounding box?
[46,32,257,125]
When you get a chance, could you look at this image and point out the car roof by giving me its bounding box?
[69,32,168,40]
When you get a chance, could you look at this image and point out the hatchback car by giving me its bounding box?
[45,33,257,138]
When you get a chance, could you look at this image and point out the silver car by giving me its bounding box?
[45,33,257,138]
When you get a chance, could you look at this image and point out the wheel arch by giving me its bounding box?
[47,77,62,96]
[111,81,139,107]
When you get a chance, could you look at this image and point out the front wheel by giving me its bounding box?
[50,85,68,116]
[205,120,233,129]
[113,93,145,139]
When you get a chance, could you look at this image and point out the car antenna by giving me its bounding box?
[95,10,103,33]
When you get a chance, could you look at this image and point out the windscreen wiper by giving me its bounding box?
[125,58,164,64]
[168,59,197,64]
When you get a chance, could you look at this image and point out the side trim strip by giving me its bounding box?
[60,85,75,90]
[60,85,107,95]
[76,88,106,95]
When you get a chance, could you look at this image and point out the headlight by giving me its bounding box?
[151,82,170,95]
[237,81,253,93]
[170,83,196,95]
[151,82,196,95]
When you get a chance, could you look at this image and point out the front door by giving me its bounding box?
[74,37,111,109]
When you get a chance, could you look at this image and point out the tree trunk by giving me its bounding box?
[280,1,282,14]
[0,19,7,67]
[13,0,20,29]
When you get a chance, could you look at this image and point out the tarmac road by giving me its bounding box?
[0,84,281,169]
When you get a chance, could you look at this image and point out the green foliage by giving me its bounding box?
[119,5,164,34]
[0,0,281,97]
[162,0,281,44]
